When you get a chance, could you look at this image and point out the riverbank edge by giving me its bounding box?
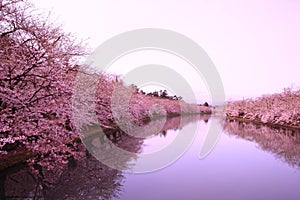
[226,115,300,131]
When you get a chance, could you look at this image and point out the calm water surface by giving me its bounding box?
[1,116,300,200]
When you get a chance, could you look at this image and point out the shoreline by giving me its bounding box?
[226,115,300,131]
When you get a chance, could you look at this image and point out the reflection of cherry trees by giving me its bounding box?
[158,114,211,134]
[81,114,210,171]
[223,120,300,168]
[1,115,211,199]
[226,88,300,127]
[2,156,123,200]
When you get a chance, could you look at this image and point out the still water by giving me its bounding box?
[1,115,300,200]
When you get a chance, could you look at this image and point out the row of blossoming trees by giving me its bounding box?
[0,0,206,170]
[226,88,300,128]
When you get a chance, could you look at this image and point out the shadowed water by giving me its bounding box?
[1,115,300,200]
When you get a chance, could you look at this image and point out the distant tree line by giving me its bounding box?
[139,89,183,101]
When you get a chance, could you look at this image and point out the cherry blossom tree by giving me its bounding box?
[0,0,85,168]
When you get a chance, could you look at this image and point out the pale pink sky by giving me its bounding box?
[32,0,300,101]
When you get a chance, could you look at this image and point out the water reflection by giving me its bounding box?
[0,114,209,199]
[0,156,123,199]
[3,115,299,199]
[82,114,210,171]
[223,119,300,168]
[121,118,300,200]
[156,114,210,136]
